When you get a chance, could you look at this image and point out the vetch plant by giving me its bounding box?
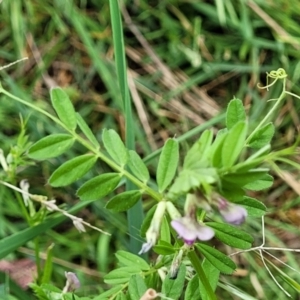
[1,67,300,299]
[0,2,300,299]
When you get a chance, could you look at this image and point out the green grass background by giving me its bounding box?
[0,0,300,299]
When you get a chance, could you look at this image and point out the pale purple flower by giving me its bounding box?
[63,272,80,293]
[171,217,214,245]
[218,198,247,225]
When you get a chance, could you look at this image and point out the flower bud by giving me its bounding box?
[139,201,167,254]
[0,149,8,171]
[63,272,80,293]
[20,179,30,206]
[218,198,247,225]
[169,250,183,279]
[166,201,181,220]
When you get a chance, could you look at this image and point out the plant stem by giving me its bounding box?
[188,250,217,300]
[245,78,286,145]
[34,237,42,282]
[0,86,68,131]
[0,87,162,202]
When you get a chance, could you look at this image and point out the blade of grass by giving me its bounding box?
[64,5,122,108]
[109,0,143,254]
[0,200,94,260]
[0,271,32,300]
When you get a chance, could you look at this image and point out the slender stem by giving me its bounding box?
[34,237,42,282]
[0,87,162,202]
[188,250,217,300]
[14,187,31,224]
[0,86,66,130]
[245,79,286,144]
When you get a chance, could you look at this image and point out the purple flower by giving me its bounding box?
[171,217,214,245]
[218,198,247,225]
[63,272,80,293]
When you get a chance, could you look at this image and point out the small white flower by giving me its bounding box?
[45,200,58,211]
[73,218,86,233]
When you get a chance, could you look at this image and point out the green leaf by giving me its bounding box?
[210,131,227,168]
[116,293,127,300]
[226,98,246,130]
[206,222,253,249]
[184,275,201,300]
[248,122,274,148]
[199,259,220,300]
[169,168,218,195]
[76,113,100,148]
[104,267,141,285]
[127,150,150,182]
[157,138,179,192]
[233,196,266,217]
[184,130,213,169]
[106,190,141,212]
[77,173,122,201]
[196,243,236,274]
[153,240,176,255]
[162,264,186,299]
[244,174,273,190]
[128,275,147,299]
[1,272,33,300]
[30,283,61,300]
[41,244,54,284]
[222,169,269,186]
[0,200,91,260]
[28,134,75,160]
[221,184,245,201]
[115,250,150,271]
[222,121,247,168]
[50,87,77,131]
[102,129,128,167]
[184,259,220,300]
[49,154,97,187]
[93,285,123,300]
[233,147,270,172]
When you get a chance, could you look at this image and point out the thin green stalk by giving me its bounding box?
[0,85,67,130]
[246,78,286,145]
[14,188,31,224]
[0,86,162,203]
[109,0,143,253]
[34,237,42,282]
[188,250,217,300]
